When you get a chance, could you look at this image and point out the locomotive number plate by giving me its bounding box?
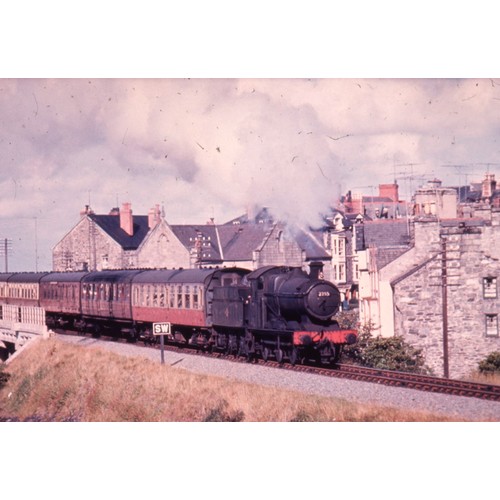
[153,322,171,335]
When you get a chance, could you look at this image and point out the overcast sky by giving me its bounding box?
[1,77,500,271]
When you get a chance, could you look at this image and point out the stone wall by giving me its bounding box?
[392,221,500,378]
[136,220,190,269]
[52,217,124,271]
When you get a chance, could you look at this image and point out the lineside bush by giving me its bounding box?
[337,312,429,374]
[478,351,500,374]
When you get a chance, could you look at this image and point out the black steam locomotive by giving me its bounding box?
[0,262,357,365]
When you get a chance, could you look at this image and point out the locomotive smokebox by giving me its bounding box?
[309,261,324,280]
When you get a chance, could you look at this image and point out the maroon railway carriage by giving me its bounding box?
[130,267,250,344]
[0,272,49,307]
[40,272,89,327]
[80,270,145,336]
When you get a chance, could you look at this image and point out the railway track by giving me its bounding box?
[55,329,500,403]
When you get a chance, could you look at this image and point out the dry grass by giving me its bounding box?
[463,371,500,386]
[0,338,462,422]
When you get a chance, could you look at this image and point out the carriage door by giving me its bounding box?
[107,283,114,318]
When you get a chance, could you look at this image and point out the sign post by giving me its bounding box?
[153,322,171,365]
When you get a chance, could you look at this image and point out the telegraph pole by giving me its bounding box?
[441,237,449,378]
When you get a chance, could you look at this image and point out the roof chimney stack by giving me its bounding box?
[120,202,134,236]
[482,173,497,200]
[379,183,399,202]
[80,205,94,217]
[148,204,161,229]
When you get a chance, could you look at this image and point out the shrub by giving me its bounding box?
[359,336,427,373]
[341,319,374,364]
[478,351,500,374]
[341,319,428,373]
[203,400,245,422]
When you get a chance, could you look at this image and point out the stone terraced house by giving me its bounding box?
[52,203,331,274]
[358,176,500,378]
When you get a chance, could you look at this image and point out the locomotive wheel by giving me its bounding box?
[262,346,270,361]
[289,347,299,366]
[274,348,284,364]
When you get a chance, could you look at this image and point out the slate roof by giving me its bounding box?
[295,228,330,259]
[89,214,150,250]
[357,219,411,250]
[217,224,269,260]
[170,225,223,262]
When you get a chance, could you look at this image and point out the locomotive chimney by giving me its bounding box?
[120,202,134,236]
[309,261,324,280]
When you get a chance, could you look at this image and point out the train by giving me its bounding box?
[0,262,357,365]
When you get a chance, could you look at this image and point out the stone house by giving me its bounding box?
[53,204,330,273]
[358,175,500,378]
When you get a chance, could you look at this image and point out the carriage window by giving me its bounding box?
[159,285,165,307]
[153,285,158,307]
[177,285,183,308]
[146,285,151,307]
[169,285,175,308]
[193,286,199,309]
[185,285,191,309]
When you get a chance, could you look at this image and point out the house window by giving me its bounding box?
[486,314,499,337]
[338,238,345,256]
[483,277,497,298]
[338,263,346,283]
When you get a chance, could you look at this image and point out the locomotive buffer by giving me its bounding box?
[153,322,171,365]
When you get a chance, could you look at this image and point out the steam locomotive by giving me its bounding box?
[0,263,357,365]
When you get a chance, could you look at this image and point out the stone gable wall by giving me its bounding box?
[52,217,125,271]
[393,223,500,378]
[137,221,190,269]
